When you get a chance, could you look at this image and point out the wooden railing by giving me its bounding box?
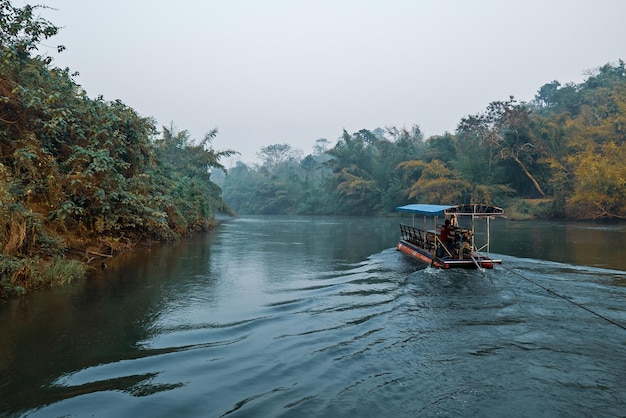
[399,224,438,251]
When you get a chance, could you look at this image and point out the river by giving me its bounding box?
[1,216,625,417]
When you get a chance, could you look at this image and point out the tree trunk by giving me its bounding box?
[511,155,546,197]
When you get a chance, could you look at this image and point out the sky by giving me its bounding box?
[26,0,626,165]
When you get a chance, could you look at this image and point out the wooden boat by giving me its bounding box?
[396,203,505,269]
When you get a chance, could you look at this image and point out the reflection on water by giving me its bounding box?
[1,216,625,417]
[491,220,626,271]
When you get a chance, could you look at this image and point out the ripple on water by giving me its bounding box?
[19,249,626,417]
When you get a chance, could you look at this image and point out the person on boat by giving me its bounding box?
[440,219,454,253]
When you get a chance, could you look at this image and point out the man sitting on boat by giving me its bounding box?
[440,219,455,253]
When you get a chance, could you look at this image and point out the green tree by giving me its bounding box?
[406,160,470,204]
[0,0,63,56]
[1,0,236,296]
[458,97,548,197]
[153,125,236,230]
[221,161,260,214]
[324,130,381,214]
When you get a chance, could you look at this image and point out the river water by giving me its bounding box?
[1,216,625,417]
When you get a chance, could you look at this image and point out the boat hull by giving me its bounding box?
[397,240,499,269]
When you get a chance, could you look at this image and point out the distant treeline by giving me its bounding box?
[1,2,234,296]
[220,61,626,221]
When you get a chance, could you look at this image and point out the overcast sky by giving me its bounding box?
[29,0,626,165]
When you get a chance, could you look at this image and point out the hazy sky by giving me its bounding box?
[29,0,626,164]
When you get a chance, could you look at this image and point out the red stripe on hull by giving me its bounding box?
[397,242,447,269]
[397,241,496,269]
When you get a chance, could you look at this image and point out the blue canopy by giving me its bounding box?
[396,204,454,216]
[396,203,505,217]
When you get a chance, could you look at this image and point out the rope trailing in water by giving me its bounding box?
[502,265,626,331]
[471,254,486,276]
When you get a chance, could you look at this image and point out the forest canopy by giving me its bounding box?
[221,62,626,221]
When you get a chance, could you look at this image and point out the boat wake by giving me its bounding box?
[22,250,626,418]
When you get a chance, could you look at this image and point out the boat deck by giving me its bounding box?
[398,223,500,269]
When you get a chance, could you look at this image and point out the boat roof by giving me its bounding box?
[396,203,505,217]
[396,204,453,216]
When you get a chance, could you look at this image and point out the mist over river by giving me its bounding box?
[1,216,625,417]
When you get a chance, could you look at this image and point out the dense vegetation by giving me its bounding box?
[221,62,626,221]
[2,1,625,297]
[1,1,234,297]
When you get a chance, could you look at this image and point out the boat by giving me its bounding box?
[396,203,505,269]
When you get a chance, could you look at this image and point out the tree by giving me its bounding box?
[221,162,259,214]
[152,125,236,230]
[406,160,470,204]
[458,97,548,197]
[0,0,63,56]
[324,130,382,214]
[1,0,238,296]
[313,138,331,155]
[569,141,626,219]
[425,133,459,163]
[257,143,299,176]
[154,124,236,180]
[385,125,425,161]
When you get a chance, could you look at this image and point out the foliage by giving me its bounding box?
[0,0,234,297]
[457,97,548,197]
[568,141,626,218]
[222,61,626,220]
[223,144,333,215]
[0,0,63,56]
[406,160,471,204]
[152,125,236,232]
[0,254,86,298]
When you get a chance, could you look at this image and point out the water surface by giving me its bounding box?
[1,216,625,417]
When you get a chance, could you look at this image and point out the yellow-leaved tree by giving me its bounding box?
[569,141,626,218]
[407,160,470,204]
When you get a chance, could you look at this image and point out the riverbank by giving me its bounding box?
[0,199,617,300]
[503,198,555,220]
[0,216,231,300]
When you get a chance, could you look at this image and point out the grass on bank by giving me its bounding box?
[0,256,87,299]
[505,199,555,220]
